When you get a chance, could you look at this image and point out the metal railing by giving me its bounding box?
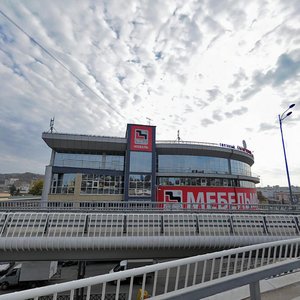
[3,237,300,300]
[0,212,299,252]
[157,140,254,157]
[1,200,300,214]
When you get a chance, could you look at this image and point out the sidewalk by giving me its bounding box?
[204,271,300,300]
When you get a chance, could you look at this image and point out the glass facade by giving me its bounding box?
[130,152,152,173]
[129,174,151,196]
[50,173,76,194]
[48,148,255,197]
[239,181,255,188]
[81,174,124,194]
[231,160,251,176]
[54,153,124,171]
[158,177,238,187]
[158,155,229,174]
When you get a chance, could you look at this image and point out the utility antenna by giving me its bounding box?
[177,130,181,142]
[146,117,152,125]
[49,117,56,133]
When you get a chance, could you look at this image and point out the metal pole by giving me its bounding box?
[278,115,293,204]
[249,281,261,300]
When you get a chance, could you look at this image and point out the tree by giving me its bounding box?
[257,191,268,204]
[29,179,44,195]
[9,184,17,196]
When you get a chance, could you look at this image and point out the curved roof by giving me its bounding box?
[42,132,127,154]
[42,132,254,166]
[156,142,254,166]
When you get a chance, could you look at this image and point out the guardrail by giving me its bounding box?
[2,237,300,300]
[0,200,299,214]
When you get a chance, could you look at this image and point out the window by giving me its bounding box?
[130,152,152,173]
[230,160,251,176]
[129,174,151,197]
[81,174,124,195]
[50,173,76,194]
[54,153,124,171]
[158,155,229,174]
[157,177,242,187]
[239,181,255,188]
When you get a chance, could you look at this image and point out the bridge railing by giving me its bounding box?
[2,237,300,300]
[0,212,299,256]
[0,200,299,213]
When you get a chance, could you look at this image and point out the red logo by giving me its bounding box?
[130,125,153,152]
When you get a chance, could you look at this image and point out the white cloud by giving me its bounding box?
[0,0,299,186]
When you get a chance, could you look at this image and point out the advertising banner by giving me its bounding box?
[130,125,153,152]
[156,186,258,209]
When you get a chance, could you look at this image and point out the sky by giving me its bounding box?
[0,0,299,187]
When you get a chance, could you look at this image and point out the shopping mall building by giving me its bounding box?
[41,124,260,208]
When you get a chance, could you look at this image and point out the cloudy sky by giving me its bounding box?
[0,0,299,187]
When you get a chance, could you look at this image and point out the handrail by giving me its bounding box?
[2,237,300,300]
[157,140,254,156]
[0,200,299,214]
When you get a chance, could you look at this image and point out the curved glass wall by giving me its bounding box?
[230,160,251,176]
[239,181,255,188]
[158,155,229,174]
[158,177,237,187]
[54,153,124,171]
[158,177,255,188]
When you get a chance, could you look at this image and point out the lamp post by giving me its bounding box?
[278,104,295,204]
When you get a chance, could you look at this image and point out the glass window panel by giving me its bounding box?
[130,152,152,173]
[80,173,124,195]
[50,173,75,194]
[129,173,151,197]
[54,152,124,170]
[158,155,229,174]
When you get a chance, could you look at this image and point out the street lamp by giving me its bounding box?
[278,103,295,204]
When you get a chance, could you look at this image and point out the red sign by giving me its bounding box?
[156,186,258,209]
[130,125,153,152]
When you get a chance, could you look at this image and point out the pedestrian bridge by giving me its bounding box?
[1,210,300,261]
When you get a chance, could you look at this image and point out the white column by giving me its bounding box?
[41,165,52,203]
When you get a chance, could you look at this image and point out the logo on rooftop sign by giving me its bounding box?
[135,129,148,145]
[164,190,182,203]
[129,125,153,152]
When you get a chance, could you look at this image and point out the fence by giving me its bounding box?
[0,212,299,258]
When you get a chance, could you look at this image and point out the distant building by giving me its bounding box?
[257,186,300,204]
[4,178,19,186]
[41,124,260,207]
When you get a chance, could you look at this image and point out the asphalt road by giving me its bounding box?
[0,261,166,298]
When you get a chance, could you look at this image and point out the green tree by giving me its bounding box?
[29,179,44,195]
[9,184,17,196]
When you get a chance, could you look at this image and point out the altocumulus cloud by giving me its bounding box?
[0,0,299,186]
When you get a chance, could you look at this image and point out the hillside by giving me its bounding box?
[0,172,44,183]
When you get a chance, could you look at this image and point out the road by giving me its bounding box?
[0,260,171,298]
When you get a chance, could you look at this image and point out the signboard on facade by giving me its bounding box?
[129,125,153,152]
[157,186,258,209]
